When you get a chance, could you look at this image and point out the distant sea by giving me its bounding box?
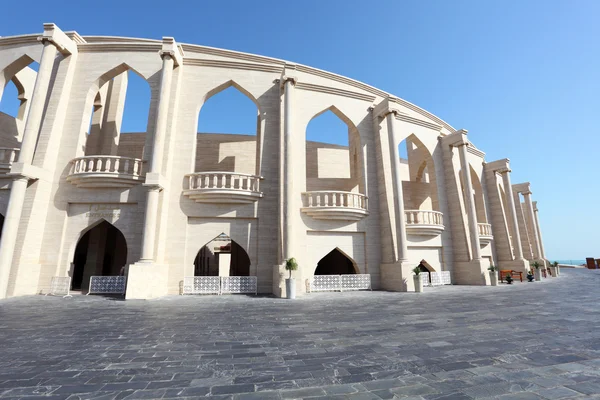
[554,259,586,265]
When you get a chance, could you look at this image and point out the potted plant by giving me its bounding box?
[532,261,542,281]
[285,257,298,299]
[488,265,498,286]
[526,270,535,282]
[550,261,558,277]
[413,266,423,293]
[505,273,514,284]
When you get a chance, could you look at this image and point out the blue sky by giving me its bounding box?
[0,0,598,260]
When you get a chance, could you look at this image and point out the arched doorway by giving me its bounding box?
[71,221,128,291]
[315,248,358,275]
[417,260,435,285]
[194,233,251,277]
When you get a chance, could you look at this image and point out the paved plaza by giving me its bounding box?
[1,269,600,400]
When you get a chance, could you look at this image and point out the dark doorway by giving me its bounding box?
[194,234,251,277]
[315,248,357,275]
[71,221,128,290]
[0,213,4,240]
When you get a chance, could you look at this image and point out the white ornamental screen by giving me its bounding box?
[429,272,442,286]
[311,275,342,292]
[46,277,72,297]
[87,276,126,295]
[340,274,372,291]
[220,276,257,294]
[182,276,221,295]
[440,271,452,285]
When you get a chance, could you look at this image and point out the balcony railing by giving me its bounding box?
[183,171,263,204]
[478,222,493,247]
[405,210,444,237]
[67,156,145,188]
[0,148,19,172]
[301,191,368,221]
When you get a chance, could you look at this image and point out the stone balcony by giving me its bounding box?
[478,223,493,247]
[67,156,145,188]
[301,191,368,221]
[0,148,19,174]
[183,171,263,204]
[405,210,444,237]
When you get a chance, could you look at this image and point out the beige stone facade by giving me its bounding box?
[0,24,549,299]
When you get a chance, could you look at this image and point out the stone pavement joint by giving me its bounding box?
[1,269,599,399]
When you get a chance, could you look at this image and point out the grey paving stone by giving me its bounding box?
[0,270,598,400]
[535,386,583,399]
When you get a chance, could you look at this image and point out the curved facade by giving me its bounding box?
[0,24,549,299]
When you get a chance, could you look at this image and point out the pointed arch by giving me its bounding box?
[305,105,365,194]
[0,54,36,84]
[71,219,128,291]
[314,247,359,275]
[195,80,261,175]
[399,133,440,211]
[193,233,251,277]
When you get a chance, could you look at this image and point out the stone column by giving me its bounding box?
[282,76,296,261]
[385,110,408,262]
[499,169,525,261]
[456,142,481,260]
[533,201,546,259]
[139,51,174,262]
[523,191,542,260]
[0,35,59,299]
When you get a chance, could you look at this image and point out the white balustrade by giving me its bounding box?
[303,191,368,210]
[187,171,262,192]
[478,223,493,237]
[69,156,144,177]
[0,148,20,169]
[308,274,372,292]
[405,210,444,226]
[183,172,263,204]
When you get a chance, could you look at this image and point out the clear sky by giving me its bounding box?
[1,0,598,261]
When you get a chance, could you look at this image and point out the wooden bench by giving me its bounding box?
[499,270,523,282]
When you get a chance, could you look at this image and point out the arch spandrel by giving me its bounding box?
[0,49,41,76]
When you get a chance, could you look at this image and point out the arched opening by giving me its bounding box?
[0,60,39,148]
[84,70,150,159]
[459,166,487,223]
[71,221,128,291]
[0,80,20,118]
[305,107,364,193]
[194,233,251,277]
[398,135,440,212]
[314,248,358,275]
[195,84,259,175]
[417,259,435,284]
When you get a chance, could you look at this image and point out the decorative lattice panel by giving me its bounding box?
[220,276,257,294]
[421,273,431,287]
[440,271,452,285]
[47,277,71,297]
[182,276,221,295]
[88,276,126,295]
[340,274,372,291]
[429,272,442,286]
[310,275,342,292]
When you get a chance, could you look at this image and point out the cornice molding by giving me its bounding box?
[161,37,183,66]
[395,112,443,132]
[512,182,531,194]
[183,58,284,73]
[295,82,376,102]
[39,23,77,55]
[485,158,510,173]
[0,34,40,47]
[467,145,486,159]
[77,42,163,53]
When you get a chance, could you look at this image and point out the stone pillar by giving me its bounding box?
[282,76,296,262]
[0,32,60,299]
[456,143,481,261]
[139,52,174,262]
[385,110,408,262]
[523,191,542,260]
[533,201,546,259]
[499,169,524,261]
[126,38,181,300]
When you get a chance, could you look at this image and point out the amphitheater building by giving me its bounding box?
[0,24,549,299]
